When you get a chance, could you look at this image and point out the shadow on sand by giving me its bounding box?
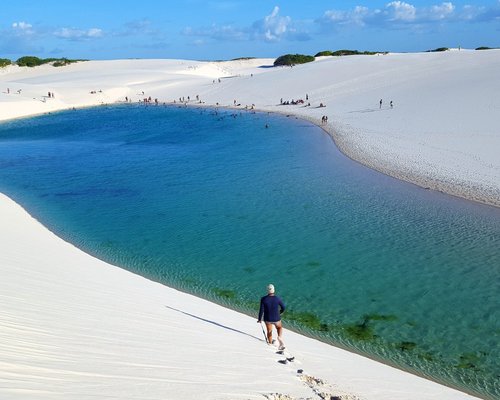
[165,305,263,342]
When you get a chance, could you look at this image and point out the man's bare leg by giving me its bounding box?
[265,322,273,344]
[275,320,285,348]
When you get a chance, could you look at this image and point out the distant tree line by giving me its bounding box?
[315,49,388,57]
[0,56,86,68]
[427,47,450,52]
[427,46,497,52]
[273,49,389,67]
[231,57,257,61]
[272,46,496,67]
[274,54,315,67]
[0,58,11,68]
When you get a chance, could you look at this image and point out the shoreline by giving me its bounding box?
[9,99,499,209]
[168,101,500,209]
[0,192,482,399]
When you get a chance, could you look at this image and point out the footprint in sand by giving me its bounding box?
[299,374,361,400]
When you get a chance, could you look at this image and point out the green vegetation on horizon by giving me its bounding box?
[314,49,388,57]
[274,53,315,66]
[231,57,257,61]
[2,47,496,70]
[427,47,450,52]
[0,58,12,68]
[14,56,86,67]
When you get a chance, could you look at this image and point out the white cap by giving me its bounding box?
[267,284,275,294]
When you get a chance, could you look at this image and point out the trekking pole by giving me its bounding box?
[260,321,269,344]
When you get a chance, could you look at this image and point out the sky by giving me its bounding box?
[1,0,499,61]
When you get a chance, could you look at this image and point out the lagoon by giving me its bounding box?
[0,105,498,399]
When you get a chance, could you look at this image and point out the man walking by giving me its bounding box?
[257,284,286,349]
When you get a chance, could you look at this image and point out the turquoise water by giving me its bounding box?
[0,105,498,399]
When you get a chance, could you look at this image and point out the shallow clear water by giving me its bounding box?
[0,105,498,399]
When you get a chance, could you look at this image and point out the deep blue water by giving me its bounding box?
[0,105,498,399]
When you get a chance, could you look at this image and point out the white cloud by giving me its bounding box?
[461,5,484,21]
[251,6,310,42]
[429,2,455,20]
[12,21,34,36]
[317,2,496,28]
[463,2,500,22]
[182,6,311,43]
[323,6,369,26]
[87,28,103,38]
[261,6,291,41]
[12,21,32,30]
[386,1,416,21]
[54,27,103,40]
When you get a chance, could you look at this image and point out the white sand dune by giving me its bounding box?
[0,51,496,399]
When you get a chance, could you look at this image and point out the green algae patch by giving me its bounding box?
[344,320,376,341]
[287,310,329,331]
[212,288,237,300]
[342,314,398,341]
[397,341,417,351]
[306,261,321,267]
[418,351,436,362]
[456,353,482,371]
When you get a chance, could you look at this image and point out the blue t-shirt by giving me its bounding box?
[258,294,285,322]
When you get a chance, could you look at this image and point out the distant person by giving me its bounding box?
[379,99,383,109]
[390,101,393,109]
[258,284,286,349]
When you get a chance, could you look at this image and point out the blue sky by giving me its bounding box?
[1,1,499,60]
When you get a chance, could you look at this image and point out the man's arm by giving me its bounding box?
[279,298,285,314]
[257,298,264,322]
